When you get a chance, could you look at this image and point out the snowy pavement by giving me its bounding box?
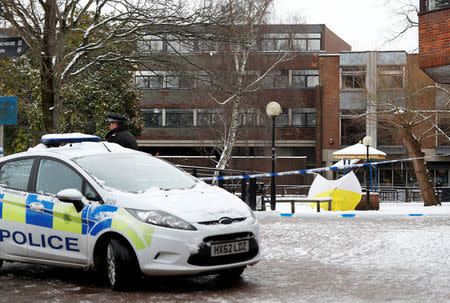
[252,202,450,303]
[1,202,450,302]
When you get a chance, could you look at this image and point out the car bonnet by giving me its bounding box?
[102,183,251,223]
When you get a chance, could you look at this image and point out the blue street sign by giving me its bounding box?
[0,96,18,125]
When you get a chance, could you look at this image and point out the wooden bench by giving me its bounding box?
[276,196,333,213]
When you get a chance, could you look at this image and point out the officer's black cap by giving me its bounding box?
[107,113,127,123]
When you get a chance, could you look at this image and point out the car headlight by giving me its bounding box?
[246,205,257,225]
[126,209,196,231]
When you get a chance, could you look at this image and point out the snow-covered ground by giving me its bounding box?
[1,202,449,303]
[249,202,450,303]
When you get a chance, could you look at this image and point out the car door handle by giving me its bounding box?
[29,202,44,211]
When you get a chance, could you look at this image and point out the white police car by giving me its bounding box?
[0,134,260,289]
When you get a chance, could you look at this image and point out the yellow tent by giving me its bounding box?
[308,171,362,211]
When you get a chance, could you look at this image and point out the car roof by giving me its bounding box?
[1,141,138,162]
[40,141,134,157]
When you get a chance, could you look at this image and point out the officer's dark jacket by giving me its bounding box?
[105,124,138,150]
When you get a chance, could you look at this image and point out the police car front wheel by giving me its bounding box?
[105,238,138,290]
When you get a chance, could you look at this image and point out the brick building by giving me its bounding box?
[136,24,449,188]
[320,51,450,187]
[418,0,450,83]
[136,24,350,182]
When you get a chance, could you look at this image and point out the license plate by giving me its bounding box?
[211,240,249,257]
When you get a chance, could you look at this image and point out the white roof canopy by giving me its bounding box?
[333,143,387,159]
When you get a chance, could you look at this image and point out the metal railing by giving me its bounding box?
[177,165,450,210]
[378,186,450,203]
[177,165,268,211]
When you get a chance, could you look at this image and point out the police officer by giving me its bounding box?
[105,113,138,150]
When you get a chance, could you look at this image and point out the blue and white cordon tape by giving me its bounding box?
[200,153,450,182]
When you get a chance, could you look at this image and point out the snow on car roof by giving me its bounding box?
[24,133,138,159]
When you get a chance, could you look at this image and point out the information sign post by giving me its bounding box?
[0,96,18,153]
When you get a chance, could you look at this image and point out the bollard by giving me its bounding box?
[248,178,257,211]
[261,184,266,211]
[218,171,224,188]
[241,177,247,204]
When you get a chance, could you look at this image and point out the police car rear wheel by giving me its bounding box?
[105,238,137,290]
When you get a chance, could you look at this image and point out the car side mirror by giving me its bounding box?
[56,189,86,212]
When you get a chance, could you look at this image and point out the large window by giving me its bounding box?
[239,109,258,126]
[261,33,290,52]
[137,31,323,54]
[197,35,220,52]
[378,121,401,146]
[292,33,321,51]
[424,0,450,11]
[378,65,404,89]
[165,109,194,127]
[292,109,316,127]
[166,72,194,89]
[166,36,195,53]
[0,158,34,191]
[135,72,163,89]
[341,115,365,145]
[136,71,193,89]
[434,169,449,187]
[262,70,289,88]
[379,169,393,186]
[377,165,420,188]
[292,70,319,88]
[138,35,164,53]
[143,109,162,127]
[197,109,222,126]
[341,66,366,89]
[143,107,320,128]
[275,108,289,127]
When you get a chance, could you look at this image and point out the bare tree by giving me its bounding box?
[188,0,291,174]
[385,0,419,43]
[0,0,211,132]
[368,56,449,206]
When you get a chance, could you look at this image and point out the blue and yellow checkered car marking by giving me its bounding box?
[111,208,154,250]
[1,193,27,223]
[0,193,154,250]
[26,194,54,228]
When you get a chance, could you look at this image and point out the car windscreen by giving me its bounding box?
[73,153,197,192]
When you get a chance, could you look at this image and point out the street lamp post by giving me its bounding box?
[266,102,281,211]
[362,135,373,210]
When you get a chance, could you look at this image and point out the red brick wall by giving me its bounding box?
[419,8,450,69]
[319,55,340,154]
[322,25,351,53]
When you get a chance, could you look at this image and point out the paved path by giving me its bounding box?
[1,213,450,302]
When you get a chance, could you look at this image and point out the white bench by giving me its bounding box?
[276,196,333,213]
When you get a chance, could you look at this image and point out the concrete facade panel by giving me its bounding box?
[340,91,366,110]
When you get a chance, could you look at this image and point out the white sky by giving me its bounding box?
[272,0,419,53]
